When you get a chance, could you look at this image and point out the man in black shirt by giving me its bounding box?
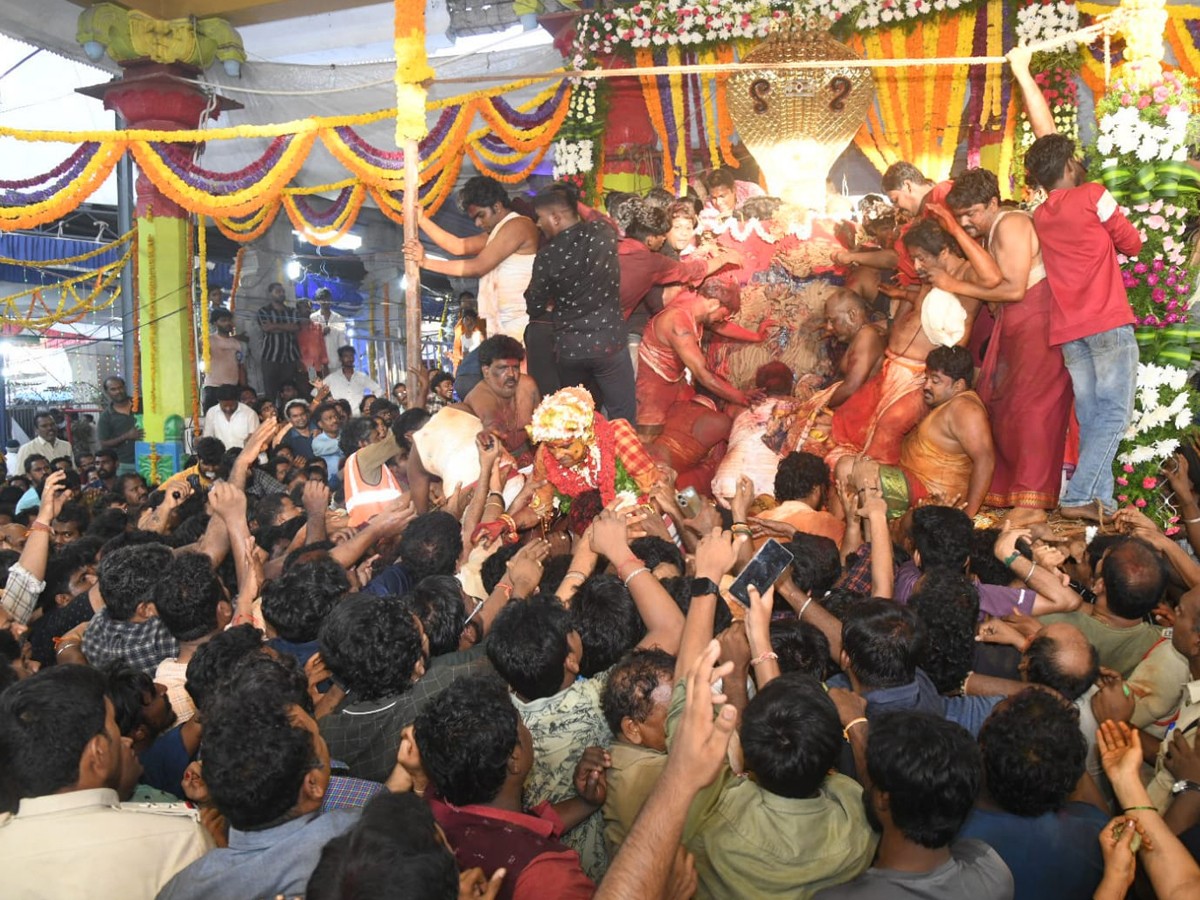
[96,376,141,474]
[525,188,636,423]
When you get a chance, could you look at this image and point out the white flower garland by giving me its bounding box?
[1015,1,1078,50]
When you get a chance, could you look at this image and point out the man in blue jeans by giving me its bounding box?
[1013,46,1142,520]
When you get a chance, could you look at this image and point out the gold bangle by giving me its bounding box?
[842,717,867,741]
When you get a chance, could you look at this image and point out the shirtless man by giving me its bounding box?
[827,217,1000,467]
[847,345,995,519]
[404,176,540,341]
[407,335,539,512]
[635,277,768,440]
[940,167,1074,525]
[823,289,887,410]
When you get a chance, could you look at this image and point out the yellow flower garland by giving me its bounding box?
[466,143,549,183]
[394,0,435,144]
[214,201,282,242]
[189,215,203,437]
[0,226,136,266]
[0,141,126,230]
[0,244,130,329]
[282,183,367,246]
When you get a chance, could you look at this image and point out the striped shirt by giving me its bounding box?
[256,303,300,363]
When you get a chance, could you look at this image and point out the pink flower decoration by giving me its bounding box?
[1134,262,1148,274]
[1167,526,1181,537]
[1147,274,1160,287]
[1120,93,1132,106]
[1135,498,1147,508]
[1143,476,1159,489]
[1123,464,1135,473]
[1117,494,1129,502]
[1152,288,1167,303]
[1138,96,1151,109]
[1153,86,1170,103]
[1117,477,1128,486]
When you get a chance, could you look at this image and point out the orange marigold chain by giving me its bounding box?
[214,201,283,243]
[0,141,126,230]
[281,184,367,246]
[466,144,549,185]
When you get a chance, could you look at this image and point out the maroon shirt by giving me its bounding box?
[618,238,707,321]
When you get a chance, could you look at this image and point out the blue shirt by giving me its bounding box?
[364,563,414,599]
[827,670,1002,737]
[156,808,359,900]
[959,802,1109,900]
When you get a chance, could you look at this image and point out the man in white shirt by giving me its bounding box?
[0,666,211,899]
[323,346,381,407]
[310,288,349,367]
[202,385,259,450]
[16,412,72,473]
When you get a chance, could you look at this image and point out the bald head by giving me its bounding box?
[1022,623,1099,701]
[824,289,868,342]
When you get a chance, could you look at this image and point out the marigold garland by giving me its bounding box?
[0,244,130,328]
[0,226,136,267]
[282,183,367,246]
[0,141,126,230]
[394,0,435,144]
[131,238,141,413]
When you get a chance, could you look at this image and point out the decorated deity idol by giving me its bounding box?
[527,387,659,521]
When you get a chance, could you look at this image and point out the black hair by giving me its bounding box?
[487,595,574,701]
[254,493,294,529]
[195,437,226,466]
[40,539,99,610]
[601,648,675,735]
[392,408,431,452]
[97,542,174,620]
[741,672,841,799]
[821,586,870,621]
[867,711,982,847]
[788,533,843,597]
[102,662,157,737]
[570,574,647,677]
[605,191,642,230]
[663,575,733,635]
[926,346,974,388]
[1101,537,1168,620]
[413,674,519,807]
[22,454,48,475]
[51,500,90,534]
[841,599,925,690]
[399,512,462,583]
[154,552,227,642]
[968,529,1013,586]
[338,416,378,458]
[202,688,318,830]
[909,568,980,695]
[223,650,312,715]
[313,401,340,426]
[978,688,1086,817]
[459,175,511,212]
[1024,133,1077,191]
[478,335,525,368]
[705,168,737,191]
[0,667,110,811]
[532,186,577,216]
[429,372,454,392]
[901,219,963,259]
[630,536,684,576]
[306,792,459,900]
[881,161,931,192]
[212,307,233,322]
[408,575,466,657]
[85,507,129,541]
[644,187,676,210]
[774,451,828,503]
[480,543,520,594]
[945,167,1000,209]
[263,558,349,643]
[769,619,833,680]
[319,593,424,702]
[626,205,671,243]
[1024,632,1100,702]
[215,384,240,403]
[184,623,264,712]
[539,554,573,595]
[911,505,972,571]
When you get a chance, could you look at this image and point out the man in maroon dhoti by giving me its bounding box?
[940,167,1074,525]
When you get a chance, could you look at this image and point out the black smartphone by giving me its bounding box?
[727,538,795,607]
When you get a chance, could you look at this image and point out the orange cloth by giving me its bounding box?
[753,500,845,548]
[828,352,927,466]
[898,391,986,502]
[343,448,403,528]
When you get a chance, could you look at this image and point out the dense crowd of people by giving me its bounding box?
[2,47,1200,900]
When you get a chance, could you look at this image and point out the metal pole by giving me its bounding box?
[115,112,136,386]
[403,142,421,377]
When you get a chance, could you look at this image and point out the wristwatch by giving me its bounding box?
[690,577,720,598]
[1171,779,1200,796]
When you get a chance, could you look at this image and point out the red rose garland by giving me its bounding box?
[542,414,618,505]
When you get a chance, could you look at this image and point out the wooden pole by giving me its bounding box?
[403,140,421,377]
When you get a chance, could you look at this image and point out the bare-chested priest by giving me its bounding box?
[845,345,996,519]
[408,335,540,511]
[827,214,1000,467]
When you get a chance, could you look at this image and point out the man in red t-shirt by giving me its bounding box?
[1013,46,1142,520]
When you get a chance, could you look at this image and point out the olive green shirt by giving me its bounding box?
[602,741,668,855]
[1038,611,1163,678]
[666,682,877,900]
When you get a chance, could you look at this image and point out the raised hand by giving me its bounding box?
[694,527,736,583]
[670,639,738,792]
[1097,720,1144,785]
[507,538,550,596]
[573,746,611,806]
